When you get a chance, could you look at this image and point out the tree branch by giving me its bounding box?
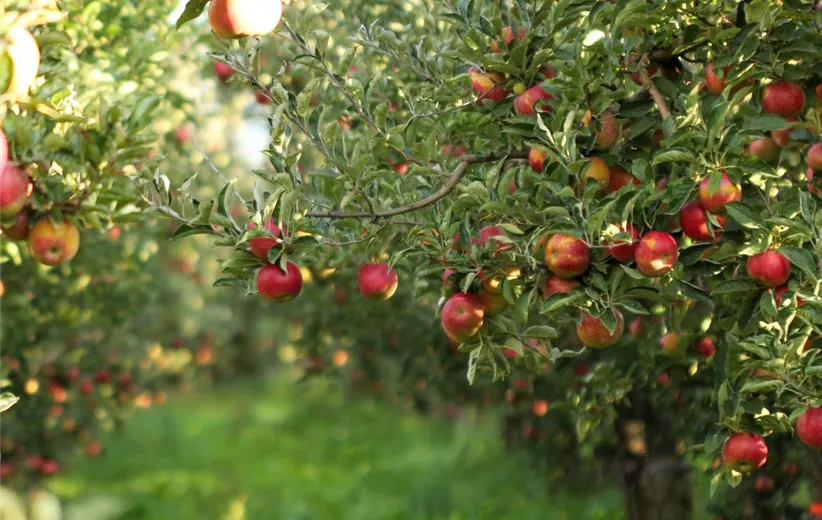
[304,150,527,219]
[638,54,672,121]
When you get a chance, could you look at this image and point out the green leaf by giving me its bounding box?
[740,379,784,394]
[467,346,481,385]
[780,247,817,279]
[0,392,19,413]
[523,326,558,339]
[712,279,758,295]
[127,95,162,132]
[175,0,209,28]
[652,149,696,165]
[724,203,762,230]
[742,115,791,132]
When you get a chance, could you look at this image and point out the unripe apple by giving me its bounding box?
[577,308,624,348]
[761,81,805,116]
[490,25,526,53]
[532,400,549,417]
[441,292,485,343]
[214,61,234,82]
[208,0,283,38]
[582,157,610,190]
[771,118,796,147]
[1,211,29,241]
[808,143,822,171]
[747,249,790,287]
[28,219,81,266]
[3,28,41,97]
[698,173,741,213]
[0,164,31,220]
[469,68,507,103]
[746,137,780,163]
[358,262,399,299]
[478,289,506,315]
[722,432,768,473]
[256,261,303,302]
[692,337,716,358]
[659,332,680,353]
[248,219,282,260]
[544,234,590,278]
[529,148,547,172]
[635,231,678,277]
[541,274,580,297]
[796,406,822,448]
[595,111,619,150]
[514,85,553,115]
[606,223,641,263]
[679,200,724,242]
[605,166,640,194]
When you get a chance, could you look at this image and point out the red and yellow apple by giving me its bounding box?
[29,219,80,266]
[606,223,640,263]
[797,406,822,448]
[595,111,619,150]
[256,261,303,302]
[761,81,805,116]
[514,85,553,115]
[469,68,507,103]
[577,308,624,348]
[635,231,678,277]
[441,292,485,343]
[698,172,741,213]
[208,0,283,38]
[605,166,640,194]
[358,262,399,299]
[541,274,580,297]
[544,234,590,278]
[0,164,31,220]
[529,148,547,172]
[747,249,790,287]
[679,200,724,242]
[490,25,526,53]
[722,432,768,473]
[248,218,283,260]
[582,157,610,190]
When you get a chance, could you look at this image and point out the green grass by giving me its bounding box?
[50,376,624,520]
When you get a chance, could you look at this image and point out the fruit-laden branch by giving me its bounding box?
[304,150,528,219]
[638,54,672,121]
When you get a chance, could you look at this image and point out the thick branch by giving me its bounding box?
[638,54,672,121]
[304,150,527,219]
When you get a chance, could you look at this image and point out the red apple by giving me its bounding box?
[1,210,29,241]
[679,200,724,242]
[746,137,780,163]
[3,28,40,98]
[722,432,768,473]
[771,118,796,147]
[0,129,6,174]
[469,68,507,103]
[774,286,804,307]
[441,292,485,343]
[208,0,282,38]
[86,442,102,457]
[754,476,775,493]
[95,369,111,384]
[607,223,641,263]
[0,463,13,480]
[808,143,822,171]
[248,219,283,260]
[529,148,547,172]
[704,63,729,95]
[254,90,272,105]
[797,406,822,448]
[659,332,680,353]
[629,317,644,337]
[28,219,81,266]
[698,173,741,213]
[595,111,619,150]
[358,262,399,299]
[693,337,717,358]
[79,379,94,395]
[214,61,234,82]
[175,126,191,144]
[532,400,549,416]
[39,459,59,475]
[443,144,468,158]
[577,308,624,348]
[544,234,590,278]
[541,274,580,297]
[582,157,610,190]
[477,225,511,253]
[490,25,526,53]
[605,166,640,194]
[256,261,303,302]
[635,231,678,277]
[0,164,31,220]
[761,81,805,116]
[514,85,553,115]
[747,249,790,287]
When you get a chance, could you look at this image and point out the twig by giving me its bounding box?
[638,54,672,121]
[192,138,248,206]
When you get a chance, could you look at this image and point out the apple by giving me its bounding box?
[358,262,399,299]
[774,286,804,307]
[28,219,81,266]
[754,476,775,493]
[0,463,13,480]
[577,308,624,348]
[469,68,507,103]
[1,210,29,241]
[746,137,780,163]
[657,372,671,387]
[797,406,822,448]
[441,292,485,343]
[0,129,6,173]
[214,61,234,82]
[79,379,94,395]
[817,83,822,102]
[605,166,640,194]
[0,164,31,220]
[628,56,657,85]
[541,274,580,297]
[693,337,717,358]
[25,456,44,471]
[761,81,805,116]
[747,249,790,287]
[3,28,40,97]
[634,231,678,277]
[607,223,641,263]
[95,369,111,384]
[722,432,768,473]
[544,234,590,278]
[698,173,741,213]
[582,157,610,190]
[771,117,796,147]
[659,332,680,353]
[39,459,59,475]
[443,144,467,157]
[119,373,133,392]
[254,90,272,105]
[490,25,526,53]
[532,400,549,417]
[86,442,102,457]
[479,269,505,294]
[679,200,724,242]
[514,85,553,115]
[248,219,283,260]
[256,261,303,301]
[442,268,458,289]
[477,225,512,253]
[479,289,506,315]
[704,63,729,95]
[208,0,282,38]
[529,148,547,172]
[808,143,822,171]
[629,317,644,337]
[595,111,619,150]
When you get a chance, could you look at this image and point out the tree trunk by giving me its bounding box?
[809,448,822,520]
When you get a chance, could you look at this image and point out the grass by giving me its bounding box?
[50,376,625,520]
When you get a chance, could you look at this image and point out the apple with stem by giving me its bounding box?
[29,219,81,266]
[256,262,303,302]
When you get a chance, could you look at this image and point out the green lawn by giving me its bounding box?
[50,376,624,520]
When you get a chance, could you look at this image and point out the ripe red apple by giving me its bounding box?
[514,85,553,115]
[577,308,624,348]
[256,261,303,302]
[722,432,768,473]
[175,126,191,144]
[39,459,59,475]
[0,164,31,220]
[1,210,29,241]
[607,223,641,263]
[771,117,796,147]
[214,61,234,82]
[629,317,644,337]
[595,111,619,150]
[754,475,775,493]
[29,219,81,266]
[208,0,282,38]
[541,274,580,297]
[469,68,507,103]
[679,200,725,242]
[443,144,468,158]
[25,456,44,471]
[774,286,804,307]
[659,332,681,353]
[0,463,13,480]
[657,372,671,387]
[254,90,272,105]
[634,231,678,277]
[746,137,780,163]
[693,337,717,358]
[605,166,640,194]
[808,143,822,171]
[86,442,102,457]
[477,225,511,253]
[479,289,506,315]
[441,292,485,343]
[358,262,399,299]
[582,157,610,190]
[704,63,729,95]
[761,81,805,116]
[747,249,790,287]
[79,379,94,395]
[3,28,41,97]
[544,234,590,278]
[529,148,547,172]
[532,400,549,417]
[490,25,526,53]
[797,406,822,448]
[0,129,6,174]
[698,173,741,213]
[95,369,111,384]
[248,219,282,260]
